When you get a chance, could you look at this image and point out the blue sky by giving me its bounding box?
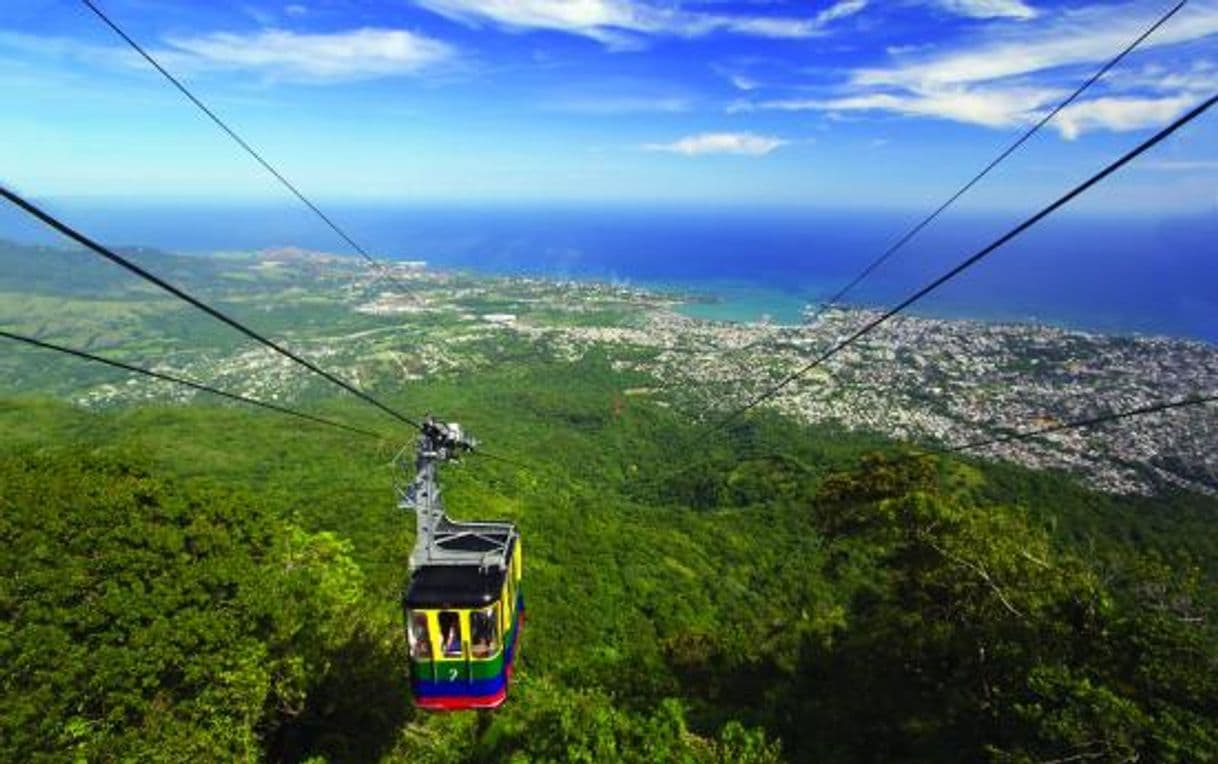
[2,0,1216,210]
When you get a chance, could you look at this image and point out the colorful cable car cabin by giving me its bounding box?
[398,417,523,710]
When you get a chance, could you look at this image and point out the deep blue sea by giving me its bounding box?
[3,200,1216,342]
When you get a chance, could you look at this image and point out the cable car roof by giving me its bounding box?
[403,558,511,609]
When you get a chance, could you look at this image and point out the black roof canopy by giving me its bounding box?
[403,563,507,609]
[403,535,516,609]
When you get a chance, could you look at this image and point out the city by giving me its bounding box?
[27,247,1214,498]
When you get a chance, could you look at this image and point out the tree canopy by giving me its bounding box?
[1,364,1216,762]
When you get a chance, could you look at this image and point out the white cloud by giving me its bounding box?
[644,132,788,156]
[0,30,137,70]
[711,63,762,91]
[754,85,1063,128]
[744,86,1202,139]
[738,1,1218,136]
[857,1,1218,90]
[414,0,867,47]
[0,26,455,84]
[817,0,870,25]
[933,0,1038,20]
[1054,95,1196,140]
[164,27,454,81]
[1111,59,1216,94]
[550,95,692,114]
[729,74,759,91]
[1138,159,1218,171]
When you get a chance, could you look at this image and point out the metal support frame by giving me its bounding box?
[397,415,516,573]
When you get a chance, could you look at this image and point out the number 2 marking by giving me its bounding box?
[449,668,459,681]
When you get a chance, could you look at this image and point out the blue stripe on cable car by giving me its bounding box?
[411,593,524,701]
[413,673,506,698]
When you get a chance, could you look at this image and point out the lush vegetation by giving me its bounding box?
[2,353,1217,762]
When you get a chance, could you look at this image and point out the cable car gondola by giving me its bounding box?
[398,416,523,710]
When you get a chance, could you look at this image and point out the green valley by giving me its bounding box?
[2,241,1218,761]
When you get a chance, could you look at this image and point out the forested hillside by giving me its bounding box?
[3,355,1217,762]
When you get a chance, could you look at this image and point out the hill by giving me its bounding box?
[3,351,1218,761]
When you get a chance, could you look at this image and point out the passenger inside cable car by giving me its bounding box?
[409,612,431,659]
[440,612,462,657]
[471,608,497,658]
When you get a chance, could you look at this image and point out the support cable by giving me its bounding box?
[943,392,1218,455]
[721,0,1188,362]
[801,0,1188,327]
[81,0,411,293]
[711,93,1218,433]
[0,329,386,440]
[0,185,422,430]
[650,390,1218,493]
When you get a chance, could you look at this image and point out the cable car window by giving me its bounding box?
[471,606,499,658]
[408,611,431,660]
[439,611,463,657]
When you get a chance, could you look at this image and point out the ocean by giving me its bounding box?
[3,200,1216,342]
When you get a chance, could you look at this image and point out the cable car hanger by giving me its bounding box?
[397,416,524,710]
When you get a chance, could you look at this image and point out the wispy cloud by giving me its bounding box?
[854,3,1218,91]
[1137,159,1218,171]
[741,86,1063,128]
[736,1,1218,137]
[1110,60,1217,95]
[931,0,1038,20]
[165,27,454,82]
[0,26,454,84]
[1054,95,1198,140]
[817,0,870,25]
[549,95,692,114]
[711,62,764,91]
[729,74,759,91]
[0,30,136,71]
[644,132,788,156]
[414,0,867,49]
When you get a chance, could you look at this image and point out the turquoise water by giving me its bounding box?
[667,283,815,325]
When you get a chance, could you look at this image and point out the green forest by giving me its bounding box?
[3,353,1217,762]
